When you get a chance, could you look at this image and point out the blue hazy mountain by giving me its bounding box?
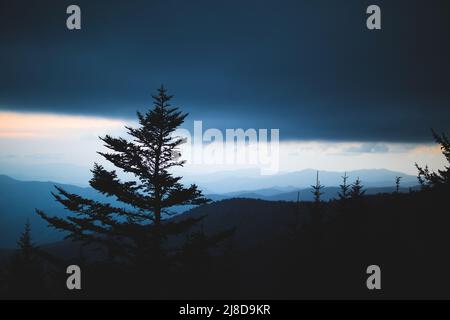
[185,168,418,194]
[0,169,418,248]
[0,174,109,248]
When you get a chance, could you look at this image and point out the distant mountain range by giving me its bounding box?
[0,174,107,249]
[0,169,419,248]
[184,168,418,193]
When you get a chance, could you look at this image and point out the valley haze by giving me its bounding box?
[0,168,418,249]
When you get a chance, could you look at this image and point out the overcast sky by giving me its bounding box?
[1,0,449,142]
[1,1,449,185]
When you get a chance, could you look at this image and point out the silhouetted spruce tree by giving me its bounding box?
[36,86,210,265]
[311,171,324,226]
[338,172,350,200]
[416,129,450,189]
[17,220,35,258]
[395,176,402,193]
[311,171,324,203]
[294,191,301,228]
[6,221,45,298]
[349,177,365,199]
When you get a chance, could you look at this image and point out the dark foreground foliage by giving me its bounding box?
[1,185,449,299]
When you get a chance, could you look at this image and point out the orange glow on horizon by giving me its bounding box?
[0,111,125,138]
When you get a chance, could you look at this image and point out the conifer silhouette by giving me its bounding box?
[349,177,365,199]
[6,221,45,298]
[311,170,324,203]
[17,220,35,260]
[36,86,211,262]
[310,171,324,227]
[416,129,450,189]
[338,172,350,200]
[395,176,402,193]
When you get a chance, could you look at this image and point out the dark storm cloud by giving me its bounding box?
[1,0,449,142]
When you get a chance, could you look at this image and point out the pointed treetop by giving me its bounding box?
[37,86,211,257]
[311,170,324,203]
[17,219,38,259]
[350,177,366,199]
[338,171,350,200]
[152,84,173,108]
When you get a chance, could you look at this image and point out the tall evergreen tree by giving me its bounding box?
[338,172,350,200]
[17,220,35,261]
[37,86,210,262]
[6,221,45,298]
[349,177,365,199]
[395,176,402,193]
[311,171,324,203]
[310,171,324,227]
[416,129,450,189]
